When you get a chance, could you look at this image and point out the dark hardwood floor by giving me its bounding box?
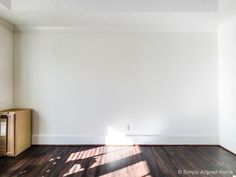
[0,145,235,177]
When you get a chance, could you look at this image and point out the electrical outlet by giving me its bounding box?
[126,124,130,132]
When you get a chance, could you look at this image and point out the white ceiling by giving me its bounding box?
[0,0,236,28]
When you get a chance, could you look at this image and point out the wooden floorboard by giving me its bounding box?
[0,145,235,177]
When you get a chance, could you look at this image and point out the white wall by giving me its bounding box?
[0,23,13,110]
[0,0,11,8]
[14,31,218,144]
[219,16,236,154]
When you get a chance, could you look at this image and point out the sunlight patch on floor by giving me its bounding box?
[63,164,84,176]
[89,145,141,169]
[99,161,151,177]
[66,146,102,162]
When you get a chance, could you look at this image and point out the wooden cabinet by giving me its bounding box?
[0,109,31,156]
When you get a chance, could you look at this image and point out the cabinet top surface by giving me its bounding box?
[0,109,31,113]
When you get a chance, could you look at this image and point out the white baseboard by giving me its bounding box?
[32,135,218,145]
[220,137,236,154]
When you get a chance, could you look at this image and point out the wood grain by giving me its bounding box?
[0,145,235,177]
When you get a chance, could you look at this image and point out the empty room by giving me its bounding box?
[0,0,236,176]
